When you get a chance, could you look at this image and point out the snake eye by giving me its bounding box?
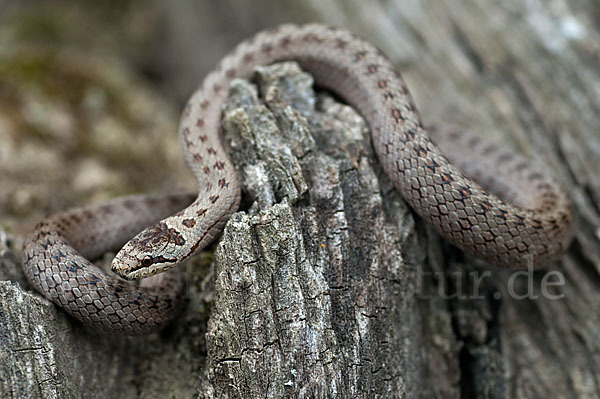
[141,256,153,267]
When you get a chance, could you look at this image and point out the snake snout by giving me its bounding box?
[111,248,141,280]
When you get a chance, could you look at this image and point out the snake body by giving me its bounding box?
[22,24,574,334]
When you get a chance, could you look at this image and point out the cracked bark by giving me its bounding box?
[199,63,428,397]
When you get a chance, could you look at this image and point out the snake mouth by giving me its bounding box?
[120,255,179,280]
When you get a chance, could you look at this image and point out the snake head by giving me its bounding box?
[111,221,184,280]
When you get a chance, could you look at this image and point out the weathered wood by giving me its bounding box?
[199,63,432,397]
[0,236,203,398]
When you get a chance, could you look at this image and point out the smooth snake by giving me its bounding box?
[22,24,574,334]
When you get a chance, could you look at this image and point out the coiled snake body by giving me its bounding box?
[22,24,574,335]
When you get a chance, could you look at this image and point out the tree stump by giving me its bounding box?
[1,1,599,398]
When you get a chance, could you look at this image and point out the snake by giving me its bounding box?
[22,23,574,335]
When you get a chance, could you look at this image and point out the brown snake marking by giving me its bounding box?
[22,23,574,335]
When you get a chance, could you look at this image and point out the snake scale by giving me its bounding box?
[22,23,574,335]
